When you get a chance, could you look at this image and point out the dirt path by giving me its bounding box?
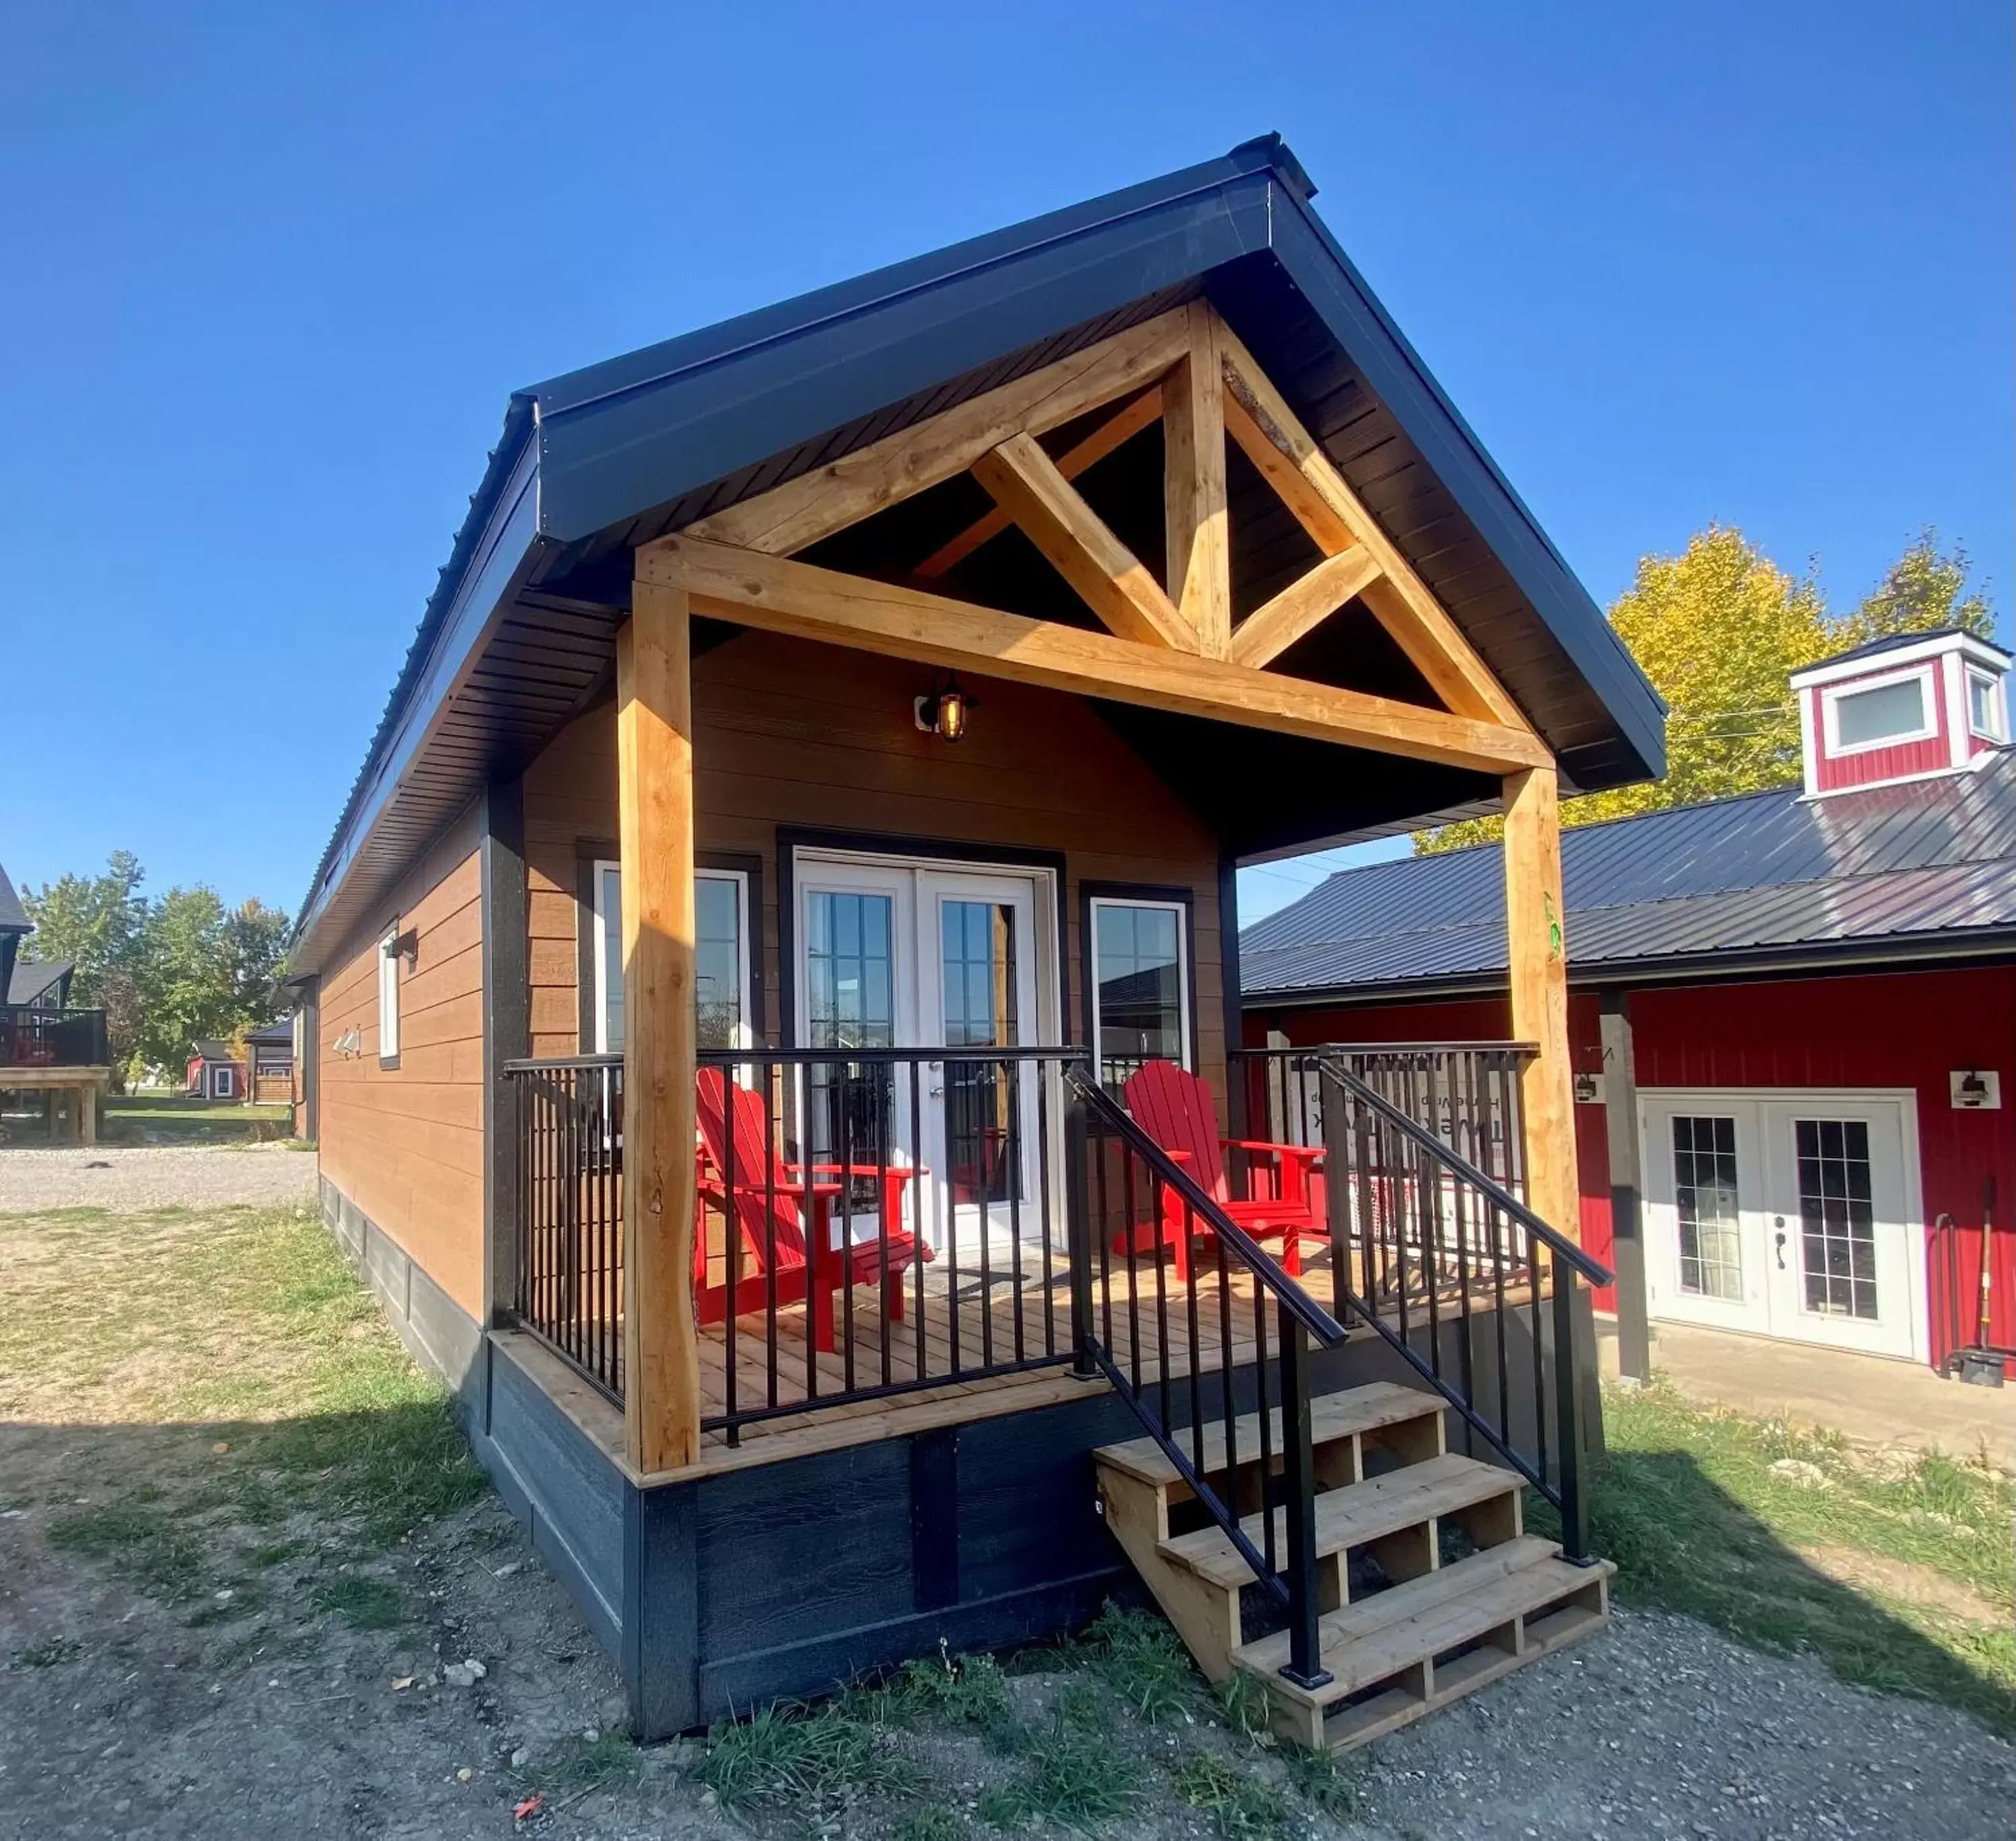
[0,1143,317,1213]
[1,1153,2011,1839]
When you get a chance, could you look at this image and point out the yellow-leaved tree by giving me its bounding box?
[1416,526,1994,854]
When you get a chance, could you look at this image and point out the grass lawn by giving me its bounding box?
[1584,1378,2015,1736]
[0,1201,482,1611]
[103,1094,299,1147]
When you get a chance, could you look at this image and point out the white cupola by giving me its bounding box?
[1788,628,2011,800]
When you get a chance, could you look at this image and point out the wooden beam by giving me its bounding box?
[617,581,701,1474]
[677,312,1191,559]
[640,536,1551,773]
[1503,765,1578,1242]
[1216,323,1529,731]
[971,432,1194,650]
[914,388,1162,579]
[1226,545,1382,671]
[1164,304,1232,659]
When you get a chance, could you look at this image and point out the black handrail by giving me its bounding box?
[1312,1052,1611,1561]
[1063,1064,1346,1690]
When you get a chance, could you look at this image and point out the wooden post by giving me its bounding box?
[617,579,701,1474]
[1164,303,1231,660]
[1503,766,1578,1239]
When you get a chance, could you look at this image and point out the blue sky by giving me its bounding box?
[3,3,2008,926]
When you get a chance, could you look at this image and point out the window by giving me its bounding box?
[1088,896,1189,1089]
[1825,671,1934,752]
[213,1065,235,1099]
[1968,670,2005,742]
[377,925,400,1066]
[592,862,750,1053]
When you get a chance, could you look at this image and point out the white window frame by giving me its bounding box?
[377,924,401,1066]
[592,861,753,1053]
[1819,663,1938,757]
[213,1064,234,1099]
[1966,667,2005,743]
[1087,896,1193,1074]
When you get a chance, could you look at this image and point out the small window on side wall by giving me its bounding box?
[377,925,400,1066]
[1089,896,1190,1091]
[591,862,751,1054]
[1968,670,2005,742]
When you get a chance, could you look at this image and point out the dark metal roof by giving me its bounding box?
[292,135,1666,973]
[1808,627,2010,671]
[192,1040,237,1062]
[245,1018,295,1045]
[0,862,28,936]
[6,960,70,1006]
[1241,749,2016,1004]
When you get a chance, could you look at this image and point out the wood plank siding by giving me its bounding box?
[317,800,488,1318]
[525,630,1228,1088]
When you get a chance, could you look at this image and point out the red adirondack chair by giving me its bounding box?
[694,1068,931,1352]
[1118,1060,1327,1282]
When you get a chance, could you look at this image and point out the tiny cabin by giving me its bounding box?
[286,140,1665,1748]
[187,1042,244,1101]
[246,1017,296,1104]
[1243,629,2016,1388]
[0,858,111,1143]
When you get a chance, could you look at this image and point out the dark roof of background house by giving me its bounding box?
[1802,627,2011,673]
[192,1040,237,1062]
[7,960,72,1005]
[290,135,1667,972]
[1240,746,2016,1002]
[0,863,28,935]
[245,1018,294,1045]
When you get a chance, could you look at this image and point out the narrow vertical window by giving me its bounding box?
[377,925,400,1066]
[594,862,748,1053]
[1089,897,1190,1089]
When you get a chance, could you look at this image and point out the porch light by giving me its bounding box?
[913,675,975,742]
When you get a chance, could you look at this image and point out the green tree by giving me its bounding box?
[225,898,292,1018]
[1417,525,1997,854]
[131,886,238,1072]
[19,852,148,1003]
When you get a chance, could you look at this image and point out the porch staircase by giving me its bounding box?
[1092,1380,1613,1752]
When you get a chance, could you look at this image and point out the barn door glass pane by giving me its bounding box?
[941,899,1018,1206]
[804,892,895,1197]
[1794,1118,1878,1319]
[1672,1114,1743,1301]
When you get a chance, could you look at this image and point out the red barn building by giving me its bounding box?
[1241,629,2015,1381]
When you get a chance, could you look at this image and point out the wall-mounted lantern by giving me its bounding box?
[913,675,975,743]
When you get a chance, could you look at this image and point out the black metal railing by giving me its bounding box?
[695,1045,1085,1441]
[0,1006,110,1069]
[504,1054,625,1401]
[1231,1042,1534,1199]
[1064,1065,1349,1690]
[1304,1051,1611,1560]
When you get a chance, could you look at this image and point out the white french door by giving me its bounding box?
[790,850,1056,1254]
[1640,1089,1923,1359]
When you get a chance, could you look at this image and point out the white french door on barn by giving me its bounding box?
[1639,1089,1924,1360]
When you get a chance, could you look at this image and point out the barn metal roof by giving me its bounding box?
[291,135,1666,974]
[1241,748,2016,1004]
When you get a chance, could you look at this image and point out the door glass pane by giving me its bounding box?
[804,892,895,1192]
[695,875,744,1050]
[941,900,1018,1205]
[1794,1118,1878,1319]
[1093,902,1184,1089]
[1672,1115,1743,1301]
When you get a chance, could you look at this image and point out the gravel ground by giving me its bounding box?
[0,1144,318,1214]
[1,1145,2010,1839]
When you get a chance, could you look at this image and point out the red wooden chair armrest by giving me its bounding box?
[1224,1138,1324,1163]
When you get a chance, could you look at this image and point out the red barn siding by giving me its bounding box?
[1257,964,2016,1368]
[1806,678,1950,795]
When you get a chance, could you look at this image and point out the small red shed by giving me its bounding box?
[1241,629,2016,1380]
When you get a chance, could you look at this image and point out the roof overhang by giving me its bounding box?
[292,136,1665,975]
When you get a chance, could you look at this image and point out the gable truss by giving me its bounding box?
[658,303,1541,773]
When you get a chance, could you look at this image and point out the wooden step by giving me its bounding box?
[1233,1537,1614,1751]
[1091,1380,1443,1490]
[1158,1453,1520,1589]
